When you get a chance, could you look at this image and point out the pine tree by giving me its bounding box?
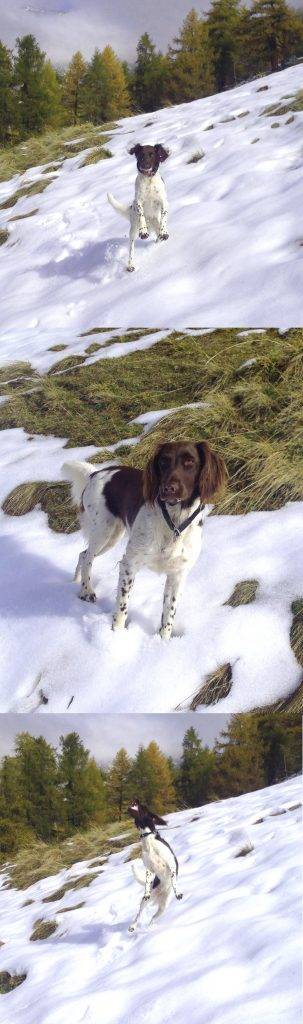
[207,0,242,91]
[213,715,265,798]
[167,9,215,104]
[14,34,50,135]
[0,42,15,144]
[58,732,105,830]
[130,742,177,814]
[62,51,86,125]
[134,33,168,112]
[40,60,62,127]
[245,0,302,75]
[179,727,216,807]
[106,748,133,820]
[15,732,63,841]
[82,46,130,124]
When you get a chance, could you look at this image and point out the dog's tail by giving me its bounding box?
[107,192,131,221]
[62,460,95,506]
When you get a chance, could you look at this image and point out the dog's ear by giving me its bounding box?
[129,143,142,157]
[155,143,170,162]
[151,812,168,826]
[142,444,163,504]
[196,442,227,502]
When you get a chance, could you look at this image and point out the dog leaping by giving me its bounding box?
[107,143,170,272]
[128,800,183,932]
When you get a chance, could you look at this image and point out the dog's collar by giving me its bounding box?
[157,498,204,541]
[139,828,154,838]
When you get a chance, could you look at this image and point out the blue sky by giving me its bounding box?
[0,713,229,763]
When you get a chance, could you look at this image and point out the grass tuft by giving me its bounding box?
[30,920,58,941]
[290,601,303,668]
[0,971,27,994]
[80,146,112,166]
[0,178,56,211]
[0,228,9,245]
[224,580,259,607]
[189,663,233,709]
[187,150,204,163]
[4,821,137,888]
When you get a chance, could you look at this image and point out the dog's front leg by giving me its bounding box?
[128,870,153,932]
[159,572,184,640]
[158,203,169,241]
[112,556,135,631]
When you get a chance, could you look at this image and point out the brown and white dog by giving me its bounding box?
[63,441,227,640]
[128,800,182,931]
[107,143,170,272]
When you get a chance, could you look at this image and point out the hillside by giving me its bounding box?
[0,328,302,713]
[0,776,301,1024]
[0,66,302,331]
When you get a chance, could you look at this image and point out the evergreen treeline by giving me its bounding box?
[0,715,301,856]
[0,2,302,145]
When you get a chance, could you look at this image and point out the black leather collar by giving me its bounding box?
[157,498,204,541]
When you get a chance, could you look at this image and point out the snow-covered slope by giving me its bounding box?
[0,776,301,1024]
[0,65,302,333]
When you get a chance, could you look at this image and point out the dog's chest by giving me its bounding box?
[137,175,164,213]
[128,508,202,574]
[142,836,174,876]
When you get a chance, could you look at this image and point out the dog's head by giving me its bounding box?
[128,800,167,832]
[143,440,227,507]
[129,143,169,177]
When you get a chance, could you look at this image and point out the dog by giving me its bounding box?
[107,143,169,271]
[128,800,182,931]
[63,440,227,640]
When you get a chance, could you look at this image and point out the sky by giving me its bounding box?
[1,1,301,67]
[0,713,229,763]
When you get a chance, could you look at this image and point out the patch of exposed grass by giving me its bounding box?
[0,971,27,994]
[4,821,137,889]
[124,845,141,861]
[187,150,204,163]
[224,580,259,607]
[85,343,102,354]
[188,663,233,709]
[48,354,87,373]
[48,343,68,352]
[9,209,38,221]
[2,481,79,534]
[80,327,114,336]
[30,919,58,941]
[0,228,9,245]
[21,898,34,907]
[0,178,56,211]
[57,901,85,913]
[262,90,303,117]
[81,146,112,166]
[0,123,117,182]
[290,600,303,668]
[42,874,97,902]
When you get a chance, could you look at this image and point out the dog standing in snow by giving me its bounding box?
[128,800,183,931]
[63,441,227,641]
[107,143,170,271]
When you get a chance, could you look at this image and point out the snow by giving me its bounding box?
[0,66,303,333]
[0,776,301,1024]
[0,424,302,712]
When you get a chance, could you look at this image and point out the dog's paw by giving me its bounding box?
[128,924,136,932]
[143,894,151,902]
[176,893,183,900]
[79,591,96,603]
[139,231,149,239]
[159,232,169,241]
[126,265,135,273]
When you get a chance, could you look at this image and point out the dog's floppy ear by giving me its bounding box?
[151,811,168,826]
[155,143,170,162]
[142,443,163,504]
[129,143,142,157]
[196,442,227,502]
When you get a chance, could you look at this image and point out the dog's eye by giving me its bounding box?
[183,458,194,468]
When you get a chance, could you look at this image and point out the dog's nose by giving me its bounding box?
[163,479,179,496]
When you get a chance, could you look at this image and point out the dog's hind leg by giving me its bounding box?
[170,870,183,901]
[127,211,139,272]
[78,522,124,603]
[128,870,153,932]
